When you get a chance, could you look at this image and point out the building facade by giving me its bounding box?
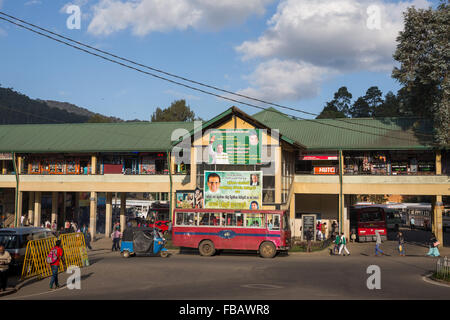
[0,107,449,244]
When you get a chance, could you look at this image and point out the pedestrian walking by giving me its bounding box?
[0,245,11,292]
[338,233,350,256]
[321,223,327,240]
[332,232,341,255]
[426,233,440,257]
[47,240,64,290]
[410,217,415,230]
[397,231,405,256]
[51,220,57,232]
[375,230,384,256]
[111,229,122,251]
[350,229,357,242]
[64,220,70,232]
[85,228,92,250]
[305,227,313,253]
[331,221,337,235]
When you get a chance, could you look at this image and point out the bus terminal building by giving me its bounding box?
[0,107,448,244]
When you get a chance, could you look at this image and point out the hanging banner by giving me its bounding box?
[204,171,262,209]
[176,188,204,209]
[207,129,261,165]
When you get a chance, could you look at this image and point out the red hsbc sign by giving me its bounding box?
[314,166,337,175]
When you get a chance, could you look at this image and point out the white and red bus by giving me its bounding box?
[349,205,388,242]
[172,209,291,258]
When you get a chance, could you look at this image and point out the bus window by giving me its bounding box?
[176,212,184,225]
[246,213,265,228]
[360,209,382,222]
[273,215,280,230]
[236,213,244,227]
[176,212,197,226]
[199,212,210,226]
[223,213,236,226]
[210,213,220,226]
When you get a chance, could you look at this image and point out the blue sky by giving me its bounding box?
[0,0,440,121]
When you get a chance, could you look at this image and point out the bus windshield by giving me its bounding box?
[359,210,382,222]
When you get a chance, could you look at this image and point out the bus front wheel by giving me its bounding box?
[199,240,216,257]
[259,242,276,258]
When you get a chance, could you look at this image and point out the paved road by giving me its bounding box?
[2,228,449,300]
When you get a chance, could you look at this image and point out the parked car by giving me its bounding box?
[0,227,55,270]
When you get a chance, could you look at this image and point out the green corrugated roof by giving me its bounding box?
[0,107,441,153]
[252,109,437,150]
[0,121,193,153]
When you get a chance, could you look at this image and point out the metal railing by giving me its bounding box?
[436,256,450,281]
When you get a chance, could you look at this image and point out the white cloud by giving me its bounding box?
[25,0,42,5]
[87,0,272,36]
[237,59,331,101]
[235,0,430,102]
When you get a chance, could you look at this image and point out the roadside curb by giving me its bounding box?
[422,273,450,288]
[0,288,18,298]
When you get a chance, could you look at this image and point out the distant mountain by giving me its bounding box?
[0,86,124,124]
[43,100,123,123]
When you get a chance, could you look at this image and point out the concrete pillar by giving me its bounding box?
[34,192,41,227]
[343,198,350,239]
[16,191,23,227]
[63,192,67,223]
[28,192,34,225]
[91,155,97,175]
[434,195,444,246]
[17,156,23,174]
[190,146,197,186]
[75,192,80,225]
[436,150,442,175]
[51,192,58,229]
[289,192,296,237]
[89,192,97,240]
[120,192,126,233]
[275,146,282,204]
[1,160,6,174]
[105,192,113,237]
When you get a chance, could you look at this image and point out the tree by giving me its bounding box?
[151,100,197,122]
[316,86,351,119]
[364,86,383,115]
[316,102,347,119]
[350,97,371,118]
[392,2,449,146]
[374,91,401,118]
[87,114,114,123]
[350,86,383,118]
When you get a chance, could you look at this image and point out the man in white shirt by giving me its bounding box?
[208,135,229,164]
[206,173,221,194]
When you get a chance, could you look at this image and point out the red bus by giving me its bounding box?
[172,209,291,258]
[349,205,388,242]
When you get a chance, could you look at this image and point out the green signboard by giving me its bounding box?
[207,129,261,165]
[204,171,262,209]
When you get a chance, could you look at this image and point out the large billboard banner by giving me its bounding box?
[204,171,262,209]
[207,129,261,165]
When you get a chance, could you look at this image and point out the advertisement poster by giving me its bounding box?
[204,171,262,209]
[207,129,261,165]
[176,188,203,209]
